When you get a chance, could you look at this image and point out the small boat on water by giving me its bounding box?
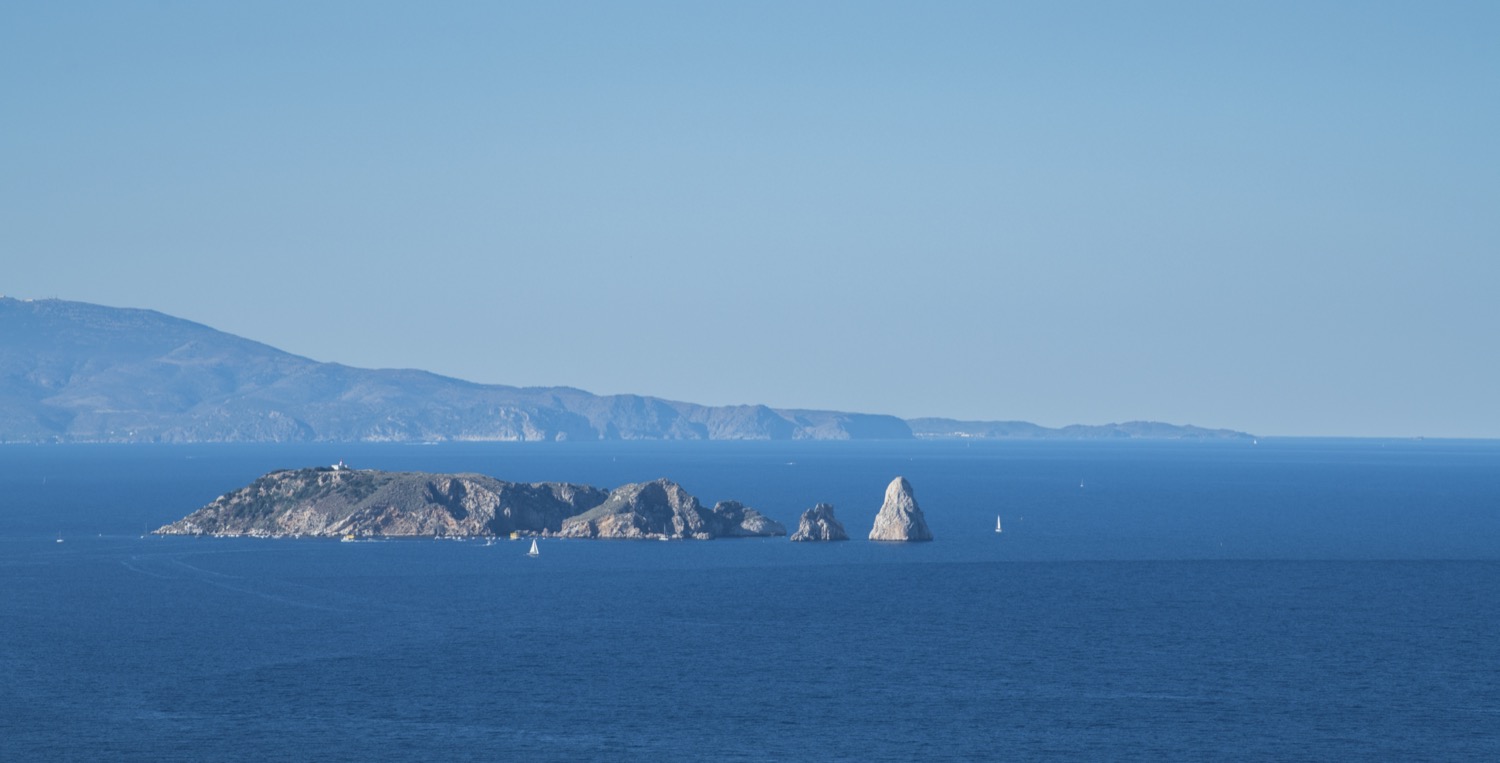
[527,538,540,557]
[55,532,64,544]
[995,516,1003,533]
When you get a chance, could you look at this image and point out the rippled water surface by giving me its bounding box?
[3,440,1498,760]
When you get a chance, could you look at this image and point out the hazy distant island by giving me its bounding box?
[1,297,1252,443]
[158,465,786,540]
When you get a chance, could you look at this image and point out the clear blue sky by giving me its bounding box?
[4,2,1497,437]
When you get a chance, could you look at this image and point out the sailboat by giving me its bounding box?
[995,516,1003,533]
[527,538,540,557]
[55,532,64,544]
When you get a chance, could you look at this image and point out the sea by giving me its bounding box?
[2,439,1497,761]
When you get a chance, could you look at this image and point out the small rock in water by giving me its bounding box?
[868,476,933,542]
[790,503,849,542]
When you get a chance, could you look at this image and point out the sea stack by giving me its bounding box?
[789,503,849,542]
[868,476,933,542]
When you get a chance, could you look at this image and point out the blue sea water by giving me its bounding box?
[2,439,1498,761]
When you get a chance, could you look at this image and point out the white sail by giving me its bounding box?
[527,538,539,556]
[995,516,1003,533]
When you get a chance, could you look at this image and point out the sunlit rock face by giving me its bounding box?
[556,479,785,539]
[156,468,609,538]
[790,503,849,542]
[868,477,933,542]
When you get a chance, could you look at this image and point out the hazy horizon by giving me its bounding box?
[4,3,1497,438]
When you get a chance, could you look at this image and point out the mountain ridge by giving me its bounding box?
[907,417,1253,441]
[0,297,1251,442]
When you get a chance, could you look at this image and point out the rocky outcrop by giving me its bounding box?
[710,500,789,538]
[867,476,933,542]
[159,469,789,540]
[157,467,610,538]
[556,479,786,539]
[789,503,849,542]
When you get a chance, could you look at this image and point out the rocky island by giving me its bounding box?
[157,466,782,540]
[557,479,785,539]
[868,476,934,542]
[789,503,849,542]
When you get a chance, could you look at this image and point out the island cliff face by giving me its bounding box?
[868,477,933,542]
[157,467,611,538]
[556,479,786,539]
[789,503,849,542]
[158,468,783,540]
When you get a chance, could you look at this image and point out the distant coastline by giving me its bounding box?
[908,418,1253,441]
[0,297,1253,444]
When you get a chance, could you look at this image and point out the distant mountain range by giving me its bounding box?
[0,298,1252,443]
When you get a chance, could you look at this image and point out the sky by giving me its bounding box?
[3,2,1497,437]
